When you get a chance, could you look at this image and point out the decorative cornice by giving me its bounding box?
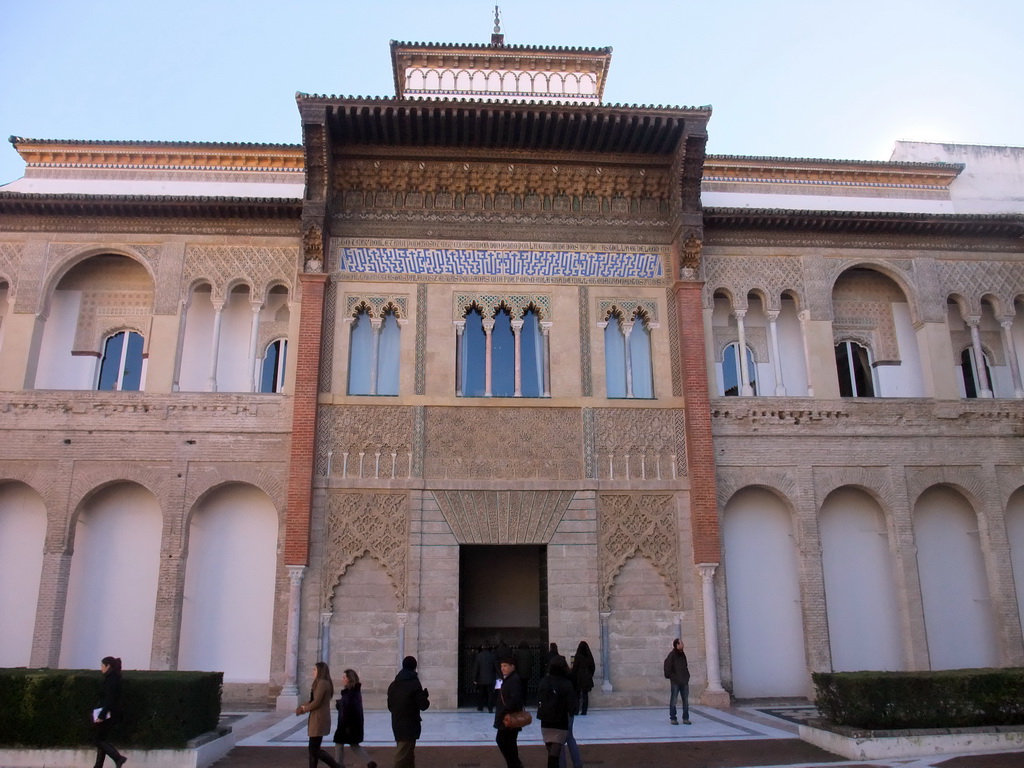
[0,192,302,223]
[703,155,963,189]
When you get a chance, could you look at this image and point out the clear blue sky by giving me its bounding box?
[1,0,1021,185]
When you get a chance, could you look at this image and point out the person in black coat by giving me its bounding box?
[570,641,595,715]
[494,654,526,768]
[92,656,127,768]
[537,656,575,768]
[663,638,691,725]
[333,669,376,768]
[472,643,497,712]
[386,656,429,768]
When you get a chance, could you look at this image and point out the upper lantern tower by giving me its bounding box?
[390,6,612,104]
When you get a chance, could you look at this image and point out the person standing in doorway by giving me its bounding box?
[387,656,430,768]
[473,643,497,712]
[494,654,526,768]
[333,668,376,768]
[570,641,595,715]
[92,656,127,768]
[296,662,341,768]
[663,638,691,725]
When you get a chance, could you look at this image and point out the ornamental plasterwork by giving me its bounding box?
[414,284,427,395]
[73,289,154,354]
[320,280,338,393]
[597,299,659,325]
[323,491,409,611]
[591,408,686,480]
[701,254,806,311]
[712,325,769,364]
[182,245,298,303]
[0,242,22,292]
[832,271,905,361]
[344,293,409,319]
[937,259,1024,317]
[431,490,575,544]
[423,407,584,481]
[598,493,680,611]
[334,159,670,211]
[949,329,1005,366]
[453,292,551,321]
[315,405,416,478]
[578,287,593,397]
[665,286,682,397]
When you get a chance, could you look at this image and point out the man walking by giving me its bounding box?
[663,638,691,725]
[387,656,430,768]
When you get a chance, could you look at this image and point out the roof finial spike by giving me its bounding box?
[491,5,504,46]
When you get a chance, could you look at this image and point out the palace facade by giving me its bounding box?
[2,29,1024,709]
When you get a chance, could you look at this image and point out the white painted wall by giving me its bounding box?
[0,176,304,199]
[216,289,256,392]
[1005,489,1024,641]
[913,486,999,669]
[0,482,47,666]
[60,483,162,670]
[819,488,904,671]
[34,291,97,389]
[179,288,215,392]
[875,303,926,397]
[778,298,809,396]
[723,487,809,697]
[178,484,278,682]
[701,190,955,214]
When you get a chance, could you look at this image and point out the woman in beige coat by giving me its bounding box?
[296,662,341,768]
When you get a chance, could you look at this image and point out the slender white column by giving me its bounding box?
[540,321,552,397]
[276,565,306,710]
[246,301,262,392]
[454,321,465,396]
[206,302,224,392]
[600,611,613,692]
[622,320,635,398]
[482,318,495,397]
[171,297,191,392]
[733,309,753,396]
[369,316,383,395]
[1000,318,1024,398]
[698,564,727,695]
[511,318,524,397]
[966,317,993,397]
[797,309,815,397]
[767,310,786,396]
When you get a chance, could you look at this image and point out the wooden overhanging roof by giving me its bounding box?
[296,96,710,155]
[704,154,963,189]
[704,207,1024,239]
[0,192,302,220]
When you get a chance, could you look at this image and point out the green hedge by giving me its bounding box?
[0,668,222,748]
[812,668,1024,730]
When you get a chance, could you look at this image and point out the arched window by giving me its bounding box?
[97,331,144,391]
[457,304,546,398]
[959,347,992,399]
[259,339,287,393]
[603,310,655,399]
[348,307,401,396]
[722,342,757,396]
[835,341,875,397]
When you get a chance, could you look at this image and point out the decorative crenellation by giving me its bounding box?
[592,408,686,480]
[431,489,576,544]
[702,253,807,312]
[598,492,681,611]
[453,292,551,321]
[937,259,1024,318]
[315,405,416,478]
[344,292,410,319]
[423,407,584,481]
[322,491,409,611]
[597,299,659,325]
[183,245,298,303]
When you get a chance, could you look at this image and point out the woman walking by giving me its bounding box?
[537,656,574,768]
[571,642,595,716]
[494,654,526,768]
[93,656,127,768]
[296,662,341,768]
[333,669,376,768]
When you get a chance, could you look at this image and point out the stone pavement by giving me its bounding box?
[203,705,1024,768]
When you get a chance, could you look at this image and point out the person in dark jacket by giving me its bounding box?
[296,661,341,768]
[93,656,127,768]
[537,656,575,768]
[387,656,429,768]
[472,643,497,712]
[493,654,525,768]
[333,669,376,768]
[663,638,691,725]
[570,641,595,715]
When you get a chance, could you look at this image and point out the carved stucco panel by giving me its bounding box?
[432,489,575,544]
[702,253,806,311]
[592,408,686,480]
[183,245,298,303]
[323,491,409,611]
[0,242,23,296]
[599,493,680,611]
[712,325,769,363]
[938,259,1024,318]
[315,405,416,478]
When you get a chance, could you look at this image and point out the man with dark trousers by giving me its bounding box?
[663,638,691,725]
[387,656,430,768]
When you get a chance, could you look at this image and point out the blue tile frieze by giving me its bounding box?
[335,243,666,282]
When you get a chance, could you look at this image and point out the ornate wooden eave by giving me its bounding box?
[294,96,711,156]
[703,206,1024,240]
[9,137,304,172]
[0,192,302,220]
[704,154,963,189]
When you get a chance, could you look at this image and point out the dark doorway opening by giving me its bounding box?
[458,545,547,708]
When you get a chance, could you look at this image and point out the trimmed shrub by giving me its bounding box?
[0,668,222,748]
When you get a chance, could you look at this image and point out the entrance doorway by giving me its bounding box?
[458,545,547,707]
